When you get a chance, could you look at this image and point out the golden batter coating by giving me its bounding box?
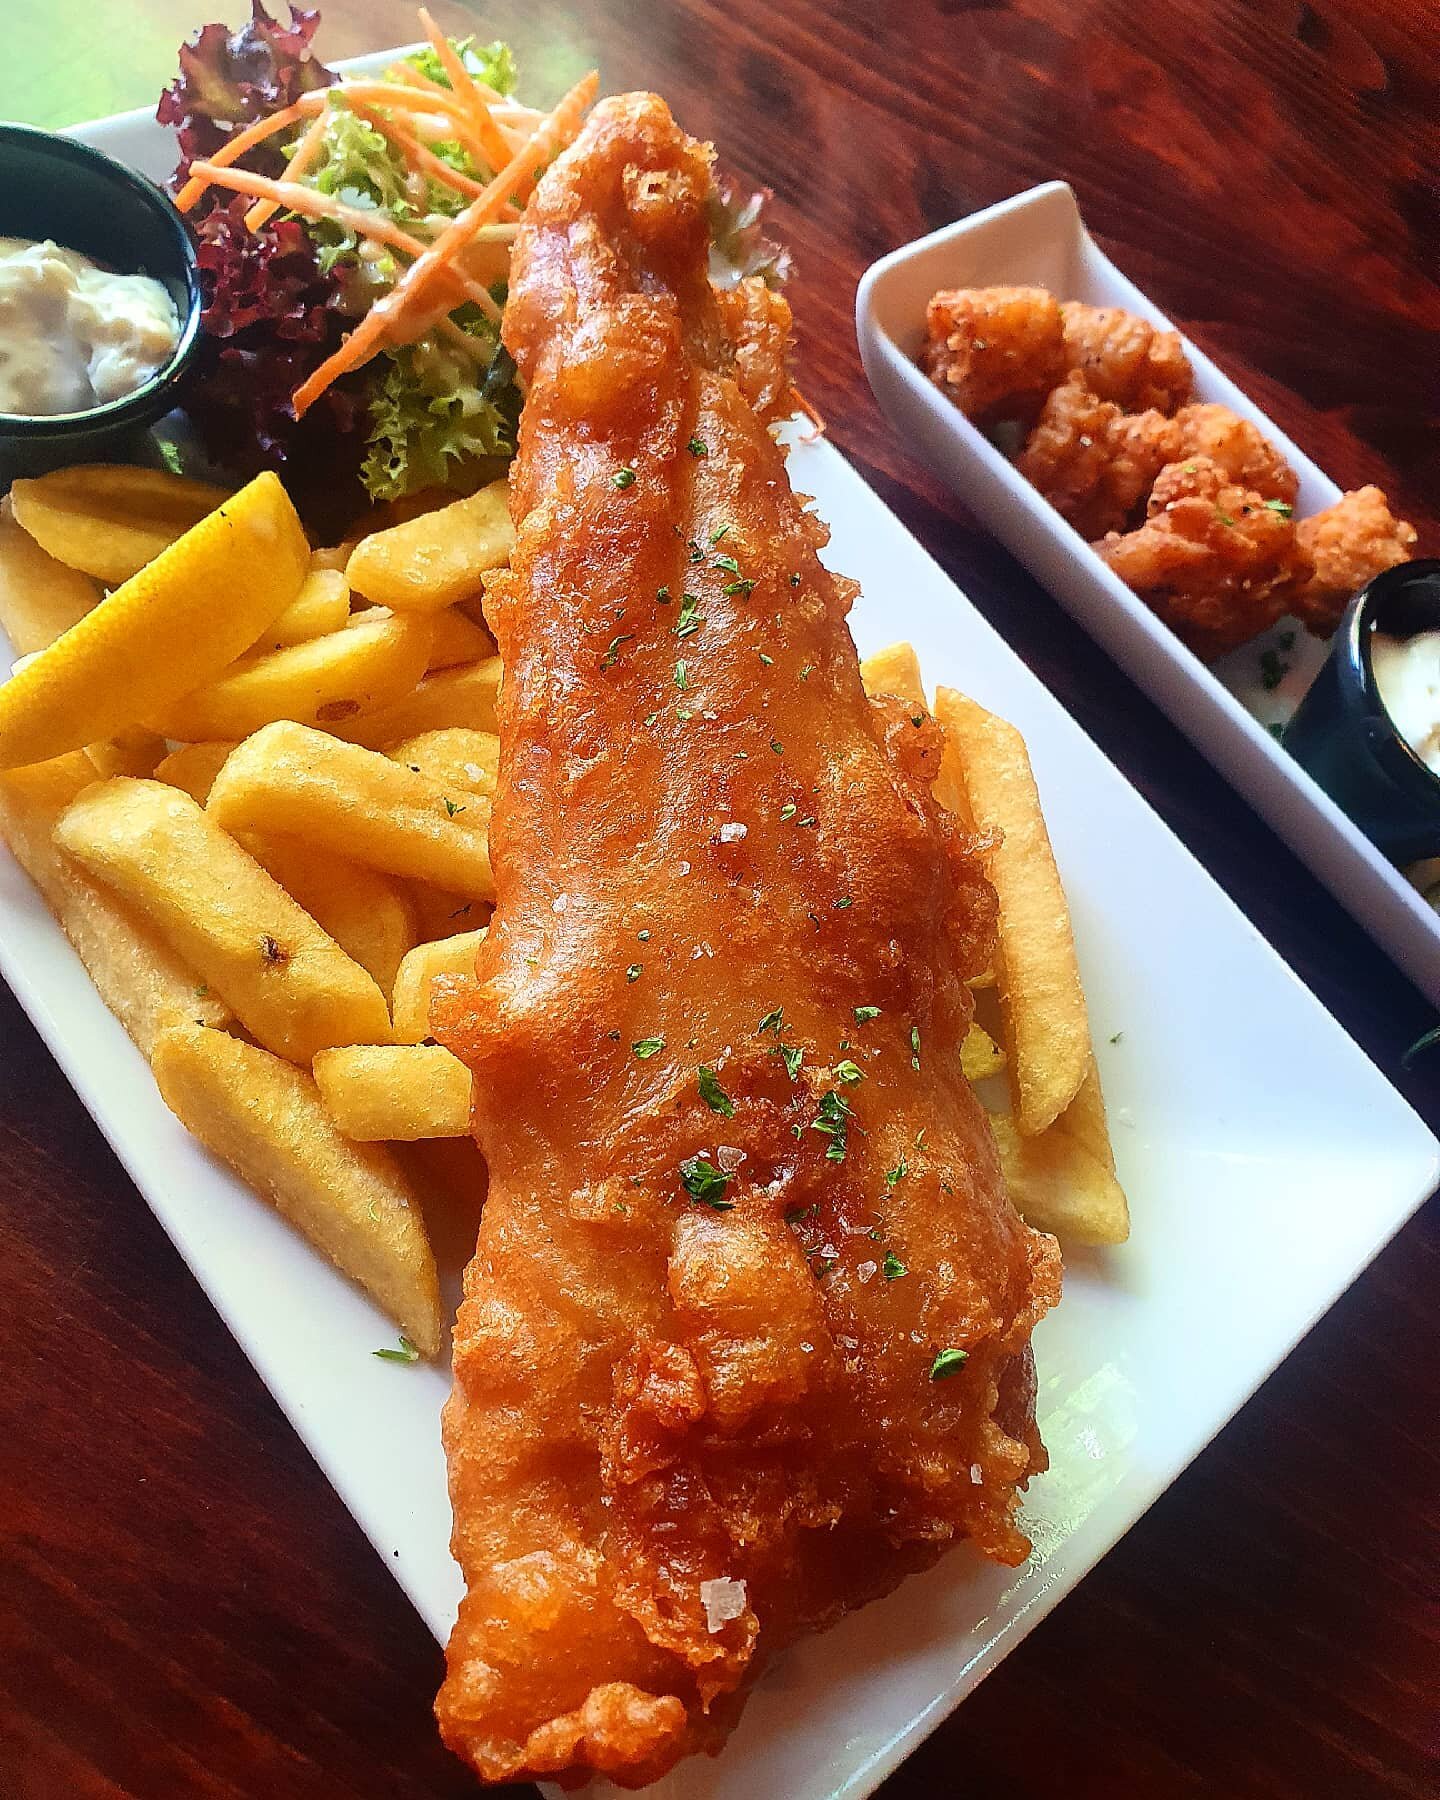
[1016,371,1181,539]
[1289,485,1419,637]
[1095,456,1310,658]
[433,94,1060,1790]
[1170,403,1298,505]
[921,285,1066,423]
[1060,300,1193,413]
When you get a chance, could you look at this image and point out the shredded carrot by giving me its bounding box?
[245,110,327,231]
[792,388,828,441]
[416,8,514,174]
[174,100,310,212]
[187,161,502,323]
[290,69,597,419]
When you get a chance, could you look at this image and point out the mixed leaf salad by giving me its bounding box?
[157,3,792,523]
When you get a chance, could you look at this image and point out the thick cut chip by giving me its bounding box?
[53,777,392,1063]
[0,753,230,1055]
[989,1059,1129,1244]
[313,1043,473,1140]
[0,497,100,655]
[246,834,418,994]
[858,641,926,711]
[325,656,502,749]
[152,1024,442,1353]
[251,566,351,651]
[387,727,500,798]
[208,722,494,897]
[935,688,1089,1134]
[84,726,168,780]
[961,1021,1007,1082]
[154,740,239,805]
[426,607,496,671]
[10,464,231,584]
[346,480,515,613]
[147,610,433,741]
[0,471,308,770]
[391,929,487,1044]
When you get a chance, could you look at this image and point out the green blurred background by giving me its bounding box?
[2,2,210,127]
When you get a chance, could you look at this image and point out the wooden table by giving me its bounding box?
[3,3,1438,1796]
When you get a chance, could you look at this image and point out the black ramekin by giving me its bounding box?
[0,123,201,478]
[1282,559,1440,864]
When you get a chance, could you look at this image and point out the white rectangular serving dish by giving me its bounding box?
[1,86,1430,1800]
[856,181,1440,1006]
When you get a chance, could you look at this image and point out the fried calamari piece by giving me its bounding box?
[1015,371,1181,538]
[921,285,1065,423]
[1095,456,1310,658]
[1060,301,1192,413]
[1170,403,1298,505]
[1288,486,1419,637]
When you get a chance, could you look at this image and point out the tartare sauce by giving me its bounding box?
[0,237,180,416]
[1371,629,1440,775]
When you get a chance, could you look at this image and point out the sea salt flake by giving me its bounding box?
[970,1463,983,1485]
[718,821,747,842]
[717,1145,747,1173]
[856,1259,877,1284]
[700,1576,748,1634]
[552,894,568,913]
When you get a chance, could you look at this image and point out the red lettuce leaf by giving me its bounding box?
[181,196,363,531]
[157,1,336,191]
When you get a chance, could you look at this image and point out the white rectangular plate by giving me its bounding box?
[2,85,1432,1800]
[856,182,1440,1008]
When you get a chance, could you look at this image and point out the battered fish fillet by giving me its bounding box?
[433,93,1061,1788]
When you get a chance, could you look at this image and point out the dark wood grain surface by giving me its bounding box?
[3,2,1439,1796]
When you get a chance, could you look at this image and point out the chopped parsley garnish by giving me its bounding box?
[725,578,757,598]
[697,1066,735,1117]
[854,1005,881,1023]
[675,592,704,637]
[885,1154,908,1187]
[1259,647,1289,691]
[633,1036,666,1059]
[778,1042,804,1080]
[929,1348,968,1380]
[626,963,642,982]
[758,650,774,666]
[770,738,784,755]
[810,1254,836,1278]
[1109,1030,1123,1045]
[757,1007,785,1034]
[1264,498,1294,517]
[1268,721,1285,740]
[710,523,731,544]
[679,1156,733,1208]
[373,1336,420,1364]
[443,796,465,817]
[656,584,673,604]
[883,1251,908,1281]
[1401,1026,1440,1071]
[835,896,854,910]
[715,554,741,575]
[910,1025,921,1070]
[613,467,636,489]
[789,572,801,588]
[799,664,814,681]
[673,660,691,690]
[688,436,708,456]
[833,1059,865,1086]
[600,632,634,670]
[688,538,704,564]
[638,929,651,941]
[780,801,797,821]
[1215,506,1236,527]
[810,1090,853,1162]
